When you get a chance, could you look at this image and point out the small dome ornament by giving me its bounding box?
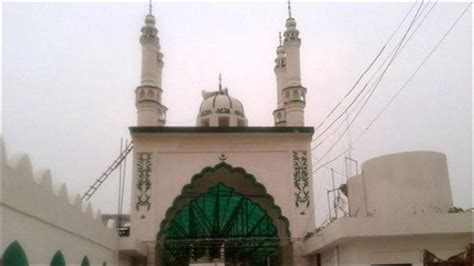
[145,14,155,26]
[196,74,248,127]
[285,0,298,30]
[145,0,155,25]
[286,17,297,28]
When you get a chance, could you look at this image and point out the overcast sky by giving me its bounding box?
[2,2,472,225]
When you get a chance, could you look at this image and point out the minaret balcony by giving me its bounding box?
[135,85,163,103]
[273,108,287,126]
[283,86,306,103]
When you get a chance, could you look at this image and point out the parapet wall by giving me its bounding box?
[348,151,454,217]
[0,138,119,264]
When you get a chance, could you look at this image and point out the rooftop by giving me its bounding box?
[129,126,314,134]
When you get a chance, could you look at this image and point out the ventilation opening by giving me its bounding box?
[218,116,230,127]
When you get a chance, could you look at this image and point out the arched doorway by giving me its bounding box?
[156,162,293,266]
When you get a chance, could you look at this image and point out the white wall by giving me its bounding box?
[349,151,453,217]
[315,234,470,266]
[129,132,315,243]
[0,139,120,265]
[303,151,472,265]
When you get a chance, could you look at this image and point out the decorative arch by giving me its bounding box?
[50,250,65,266]
[2,241,29,266]
[80,256,90,266]
[146,90,155,99]
[157,162,291,242]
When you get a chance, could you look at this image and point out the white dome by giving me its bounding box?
[197,89,248,127]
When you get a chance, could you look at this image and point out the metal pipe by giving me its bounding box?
[345,157,359,175]
[327,190,332,221]
[331,169,337,219]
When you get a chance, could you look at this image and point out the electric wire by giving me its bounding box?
[313,2,425,168]
[313,2,471,174]
[300,154,347,238]
[311,1,425,151]
[364,2,471,137]
[301,2,433,239]
[313,0,438,154]
[401,1,439,51]
[303,13,421,231]
[311,1,418,143]
[305,4,428,235]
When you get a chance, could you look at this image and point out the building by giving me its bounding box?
[129,4,312,264]
[1,2,472,266]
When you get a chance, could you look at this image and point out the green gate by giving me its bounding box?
[162,184,281,265]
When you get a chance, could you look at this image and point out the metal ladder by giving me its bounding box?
[81,141,134,201]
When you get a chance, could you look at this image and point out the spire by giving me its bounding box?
[276,32,285,56]
[148,0,152,15]
[287,0,292,18]
[218,73,223,93]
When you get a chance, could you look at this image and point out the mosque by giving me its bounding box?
[1,2,472,266]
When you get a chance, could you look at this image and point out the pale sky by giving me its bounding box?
[2,2,472,226]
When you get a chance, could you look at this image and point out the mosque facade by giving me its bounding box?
[130,6,314,265]
[1,3,472,266]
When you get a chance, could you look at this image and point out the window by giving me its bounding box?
[218,116,230,127]
[237,119,246,127]
[201,118,210,127]
[146,90,155,99]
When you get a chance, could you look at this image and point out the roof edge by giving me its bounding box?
[129,126,314,134]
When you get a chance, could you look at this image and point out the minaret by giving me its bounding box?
[273,33,287,126]
[135,1,167,126]
[282,0,306,127]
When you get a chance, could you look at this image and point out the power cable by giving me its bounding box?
[313,2,471,174]
[311,1,426,150]
[313,2,425,167]
[364,2,471,136]
[303,4,427,237]
[313,0,438,154]
[311,1,418,143]
[401,1,439,51]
